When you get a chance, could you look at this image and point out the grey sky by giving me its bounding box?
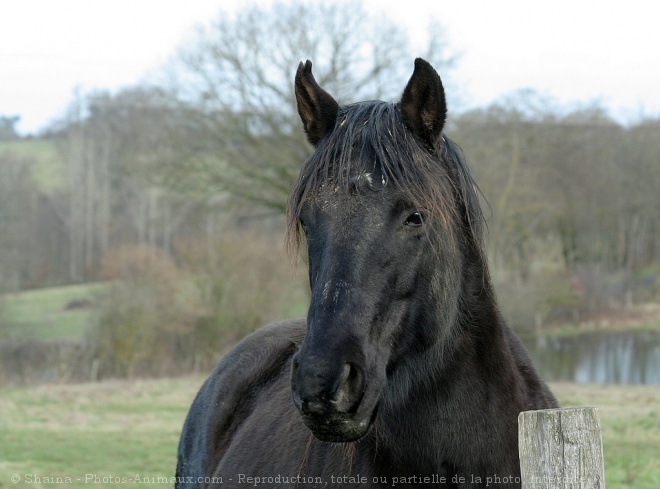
[2,0,658,134]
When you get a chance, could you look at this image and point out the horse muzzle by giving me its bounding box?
[291,353,377,442]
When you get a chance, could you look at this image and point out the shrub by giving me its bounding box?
[176,230,307,347]
[495,267,583,334]
[87,233,307,379]
[90,244,196,378]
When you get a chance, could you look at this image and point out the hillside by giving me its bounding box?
[0,138,65,194]
[1,283,104,341]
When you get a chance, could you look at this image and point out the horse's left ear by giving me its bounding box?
[400,58,447,147]
[295,60,339,146]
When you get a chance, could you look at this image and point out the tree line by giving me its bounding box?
[2,89,657,294]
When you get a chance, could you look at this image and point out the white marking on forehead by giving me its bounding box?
[333,280,348,304]
[321,280,348,304]
[322,280,331,301]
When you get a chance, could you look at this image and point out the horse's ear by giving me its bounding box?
[400,58,447,147]
[295,60,339,146]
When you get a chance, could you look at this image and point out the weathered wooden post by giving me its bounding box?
[519,407,605,488]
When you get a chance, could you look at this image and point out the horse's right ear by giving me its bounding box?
[295,60,339,146]
[400,58,447,148]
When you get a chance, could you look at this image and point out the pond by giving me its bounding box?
[522,330,660,385]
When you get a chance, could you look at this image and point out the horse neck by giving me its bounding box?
[369,257,514,474]
[382,244,508,412]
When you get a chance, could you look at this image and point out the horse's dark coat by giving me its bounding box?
[176,59,557,489]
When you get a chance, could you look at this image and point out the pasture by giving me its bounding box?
[0,379,658,488]
[1,283,105,341]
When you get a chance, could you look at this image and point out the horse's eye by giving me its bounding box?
[404,211,425,228]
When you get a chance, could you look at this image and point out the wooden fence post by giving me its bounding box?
[518,407,605,488]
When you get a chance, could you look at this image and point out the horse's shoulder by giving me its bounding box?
[192,317,305,418]
[176,319,306,486]
[213,318,306,380]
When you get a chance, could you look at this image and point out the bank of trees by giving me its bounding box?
[451,103,660,326]
[454,103,660,276]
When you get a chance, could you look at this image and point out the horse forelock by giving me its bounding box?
[286,100,485,258]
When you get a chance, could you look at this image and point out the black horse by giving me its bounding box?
[176,59,557,488]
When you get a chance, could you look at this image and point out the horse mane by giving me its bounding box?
[286,100,485,260]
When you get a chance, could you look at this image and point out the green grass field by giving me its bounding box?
[1,283,106,341]
[0,379,658,488]
[0,377,202,488]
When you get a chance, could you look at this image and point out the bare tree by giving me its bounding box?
[55,87,198,281]
[160,0,455,210]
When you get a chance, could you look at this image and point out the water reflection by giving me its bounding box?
[523,331,660,385]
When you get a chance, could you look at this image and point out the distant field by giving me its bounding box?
[0,379,658,488]
[1,283,105,341]
[0,138,65,193]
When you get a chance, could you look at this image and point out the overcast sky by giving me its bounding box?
[2,0,659,134]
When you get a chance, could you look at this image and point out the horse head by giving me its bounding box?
[289,59,467,442]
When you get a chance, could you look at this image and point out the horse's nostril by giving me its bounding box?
[293,356,365,417]
[332,362,364,413]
